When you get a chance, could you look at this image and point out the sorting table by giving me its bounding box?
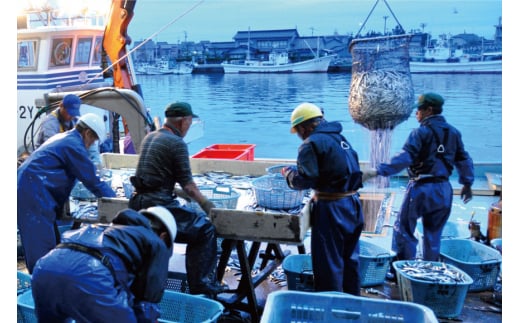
[209,207,310,323]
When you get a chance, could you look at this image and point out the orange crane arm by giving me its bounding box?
[102,0,137,90]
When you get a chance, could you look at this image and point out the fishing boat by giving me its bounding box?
[16,1,201,156]
[410,52,502,74]
[17,6,111,155]
[172,62,194,75]
[409,36,501,74]
[221,50,335,74]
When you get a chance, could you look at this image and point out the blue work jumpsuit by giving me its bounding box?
[284,120,364,295]
[17,129,115,273]
[31,209,172,322]
[376,114,474,261]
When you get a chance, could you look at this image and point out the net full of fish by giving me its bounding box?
[348,35,414,131]
[349,69,414,130]
[396,261,467,283]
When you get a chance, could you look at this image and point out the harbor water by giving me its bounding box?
[135,73,502,163]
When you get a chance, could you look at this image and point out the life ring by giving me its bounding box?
[53,41,71,65]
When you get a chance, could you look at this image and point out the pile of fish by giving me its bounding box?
[191,171,310,214]
[395,261,468,283]
[349,69,414,131]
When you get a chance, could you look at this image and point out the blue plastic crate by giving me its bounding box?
[282,254,314,291]
[393,260,473,319]
[17,290,37,323]
[158,290,224,323]
[17,271,31,296]
[17,288,223,323]
[359,239,396,287]
[260,290,438,323]
[440,238,502,292]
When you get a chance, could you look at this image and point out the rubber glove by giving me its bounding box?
[362,168,378,182]
[200,198,216,216]
[460,184,473,204]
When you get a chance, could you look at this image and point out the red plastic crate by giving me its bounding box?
[191,149,249,160]
[205,144,256,161]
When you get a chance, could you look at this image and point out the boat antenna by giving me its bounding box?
[355,0,405,38]
[85,0,205,87]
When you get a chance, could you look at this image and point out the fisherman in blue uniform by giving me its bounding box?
[282,102,365,295]
[34,94,82,149]
[31,207,177,323]
[32,93,105,166]
[17,113,116,274]
[364,92,474,266]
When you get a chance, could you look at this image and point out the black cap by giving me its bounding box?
[164,102,198,118]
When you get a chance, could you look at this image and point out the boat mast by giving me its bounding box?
[247,27,251,61]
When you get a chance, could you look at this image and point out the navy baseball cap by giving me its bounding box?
[62,94,82,117]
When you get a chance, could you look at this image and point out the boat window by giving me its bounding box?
[18,40,38,70]
[75,37,93,66]
[50,37,73,67]
[92,37,103,65]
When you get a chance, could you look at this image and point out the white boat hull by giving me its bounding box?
[410,60,502,74]
[221,55,335,74]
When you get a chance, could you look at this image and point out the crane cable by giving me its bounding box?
[83,0,206,88]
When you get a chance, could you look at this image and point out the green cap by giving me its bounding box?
[164,102,198,118]
[415,92,444,109]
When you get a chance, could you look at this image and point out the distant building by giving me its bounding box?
[129,20,501,69]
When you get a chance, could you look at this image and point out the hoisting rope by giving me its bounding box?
[354,0,405,38]
[83,0,206,89]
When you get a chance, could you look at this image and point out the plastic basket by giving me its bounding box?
[282,254,314,291]
[158,290,224,323]
[164,271,190,293]
[17,290,37,323]
[205,144,256,161]
[490,238,502,254]
[265,164,294,176]
[188,185,240,212]
[359,240,396,287]
[440,238,502,292]
[260,290,439,323]
[17,271,31,296]
[252,175,306,210]
[393,260,473,319]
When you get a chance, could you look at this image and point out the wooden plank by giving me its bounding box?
[210,202,311,244]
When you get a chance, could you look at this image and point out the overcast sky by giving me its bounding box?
[127,0,503,44]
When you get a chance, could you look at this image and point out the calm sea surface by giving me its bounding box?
[134,73,502,163]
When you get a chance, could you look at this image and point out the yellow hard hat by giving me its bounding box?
[290,102,323,133]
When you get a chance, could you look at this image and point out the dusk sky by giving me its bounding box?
[127,0,503,44]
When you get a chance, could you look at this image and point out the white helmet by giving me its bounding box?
[141,206,177,247]
[78,113,106,143]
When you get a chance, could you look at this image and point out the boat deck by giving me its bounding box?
[171,173,502,322]
[17,171,503,322]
